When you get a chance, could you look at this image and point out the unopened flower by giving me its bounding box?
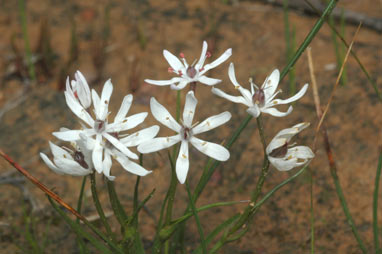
[53,79,156,179]
[66,71,92,109]
[266,122,314,171]
[40,139,93,177]
[138,91,231,184]
[145,41,232,90]
[212,63,308,118]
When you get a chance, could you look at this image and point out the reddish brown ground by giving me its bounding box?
[0,0,381,253]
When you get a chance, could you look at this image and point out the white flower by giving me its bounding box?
[138,91,231,184]
[66,71,92,109]
[53,79,157,179]
[145,41,232,90]
[212,63,308,118]
[266,122,314,171]
[40,139,93,177]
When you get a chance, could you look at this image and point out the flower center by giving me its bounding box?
[94,120,106,133]
[181,127,192,141]
[186,66,197,79]
[252,89,265,107]
[73,151,89,169]
[269,142,288,158]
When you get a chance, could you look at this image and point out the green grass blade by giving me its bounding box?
[373,145,382,254]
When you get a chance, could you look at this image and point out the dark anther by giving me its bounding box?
[269,142,288,158]
[186,66,197,79]
[94,120,105,133]
[74,151,89,169]
[252,89,265,107]
[183,127,190,140]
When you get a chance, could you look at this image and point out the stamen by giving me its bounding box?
[168,67,174,73]
[179,52,185,58]
[269,142,288,158]
[182,154,187,159]
[206,51,211,58]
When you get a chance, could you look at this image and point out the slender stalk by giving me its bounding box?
[106,180,128,230]
[18,0,36,82]
[90,172,116,243]
[310,169,315,254]
[76,176,88,254]
[186,181,207,254]
[280,0,338,81]
[373,144,382,254]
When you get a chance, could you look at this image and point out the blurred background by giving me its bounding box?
[0,0,381,253]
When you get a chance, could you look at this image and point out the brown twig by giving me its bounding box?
[0,149,85,221]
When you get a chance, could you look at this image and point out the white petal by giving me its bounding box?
[198,76,221,86]
[64,92,94,126]
[120,125,160,147]
[196,41,208,69]
[163,50,184,71]
[114,152,151,176]
[115,94,133,123]
[102,151,115,181]
[138,135,181,153]
[170,80,189,90]
[262,69,280,100]
[92,135,104,173]
[270,84,308,105]
[176,141,189,184]
[261,106,293,117]
[92,89,101,117]
[268,156,298,171]
[227,63,252,102]
[103,133,138,160]
[201,48,232,74]
[145,77,183,86]
[53,129,95,141]
[54,157,92,176]
[211,87,251,107]
[190,137,230,161]
[193,111,231,135]
[274,122,310,140]
[266,137,287,155]
[289,146,315,160]
[40,153,61,174]
[150,97,181,132]
[246,106,260,118]
[183,91,197,127]
[75,71,92,108]
[107,112,148,133]
[98,79,113,120]
[228,63,242,89]
[49,141,72,159]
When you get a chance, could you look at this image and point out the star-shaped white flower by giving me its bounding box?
[138,91,231,184]
[40,138,93,177]
[212,63,308,118]
[53,79,156,179]
[266,122,314,171]
[66,70,92,109]
[145,41,232,90]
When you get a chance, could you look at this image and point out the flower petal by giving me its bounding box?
[145,77,183,86]
[196,41,208,70]
[246,106,260,118]
[115,94,133,123]
[228,63,253,102]
[176,141,189,184]
[54,157,92,176]
[75,71,92,108]
[193,111,231,135]
[107,112,148,133]
[97,79,113,120]
[114,151,151,176]
[163,50,184,71]
[170,80,189,90]
[211,87,251,107]
[40,153,61,174]
[64,91,94,126]
[183,91,198,127]
[198,76,221,86]
[150,97,181,132]
[102,151,115,181]
[190,137,230,161]
[138,135,181,153]
[268,156,298,171]
[92,135,104,173]
[262,69,280,100]
[261,106,293,117]
[53,129,95,141]
[103,133,138,160]
[270,84,308,105]
[120,125,160,147]
[201,48,232,74]
[288,146,315,160]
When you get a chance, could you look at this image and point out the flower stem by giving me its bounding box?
[186,181,207,254]
[76,176,88,254]
[106,179,128,230]
[90,172,116,243]
[373,144,382,254]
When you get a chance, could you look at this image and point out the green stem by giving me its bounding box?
[186,181,207,254]
[18,0,36,82]
[310,169,315,254]
[90,172,116,243]
[280,0,338,81]
[373,145,382,254]
[76,176,88,254]
[106,180,128,230]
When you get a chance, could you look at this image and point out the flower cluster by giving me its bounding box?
[41,41,314,184]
